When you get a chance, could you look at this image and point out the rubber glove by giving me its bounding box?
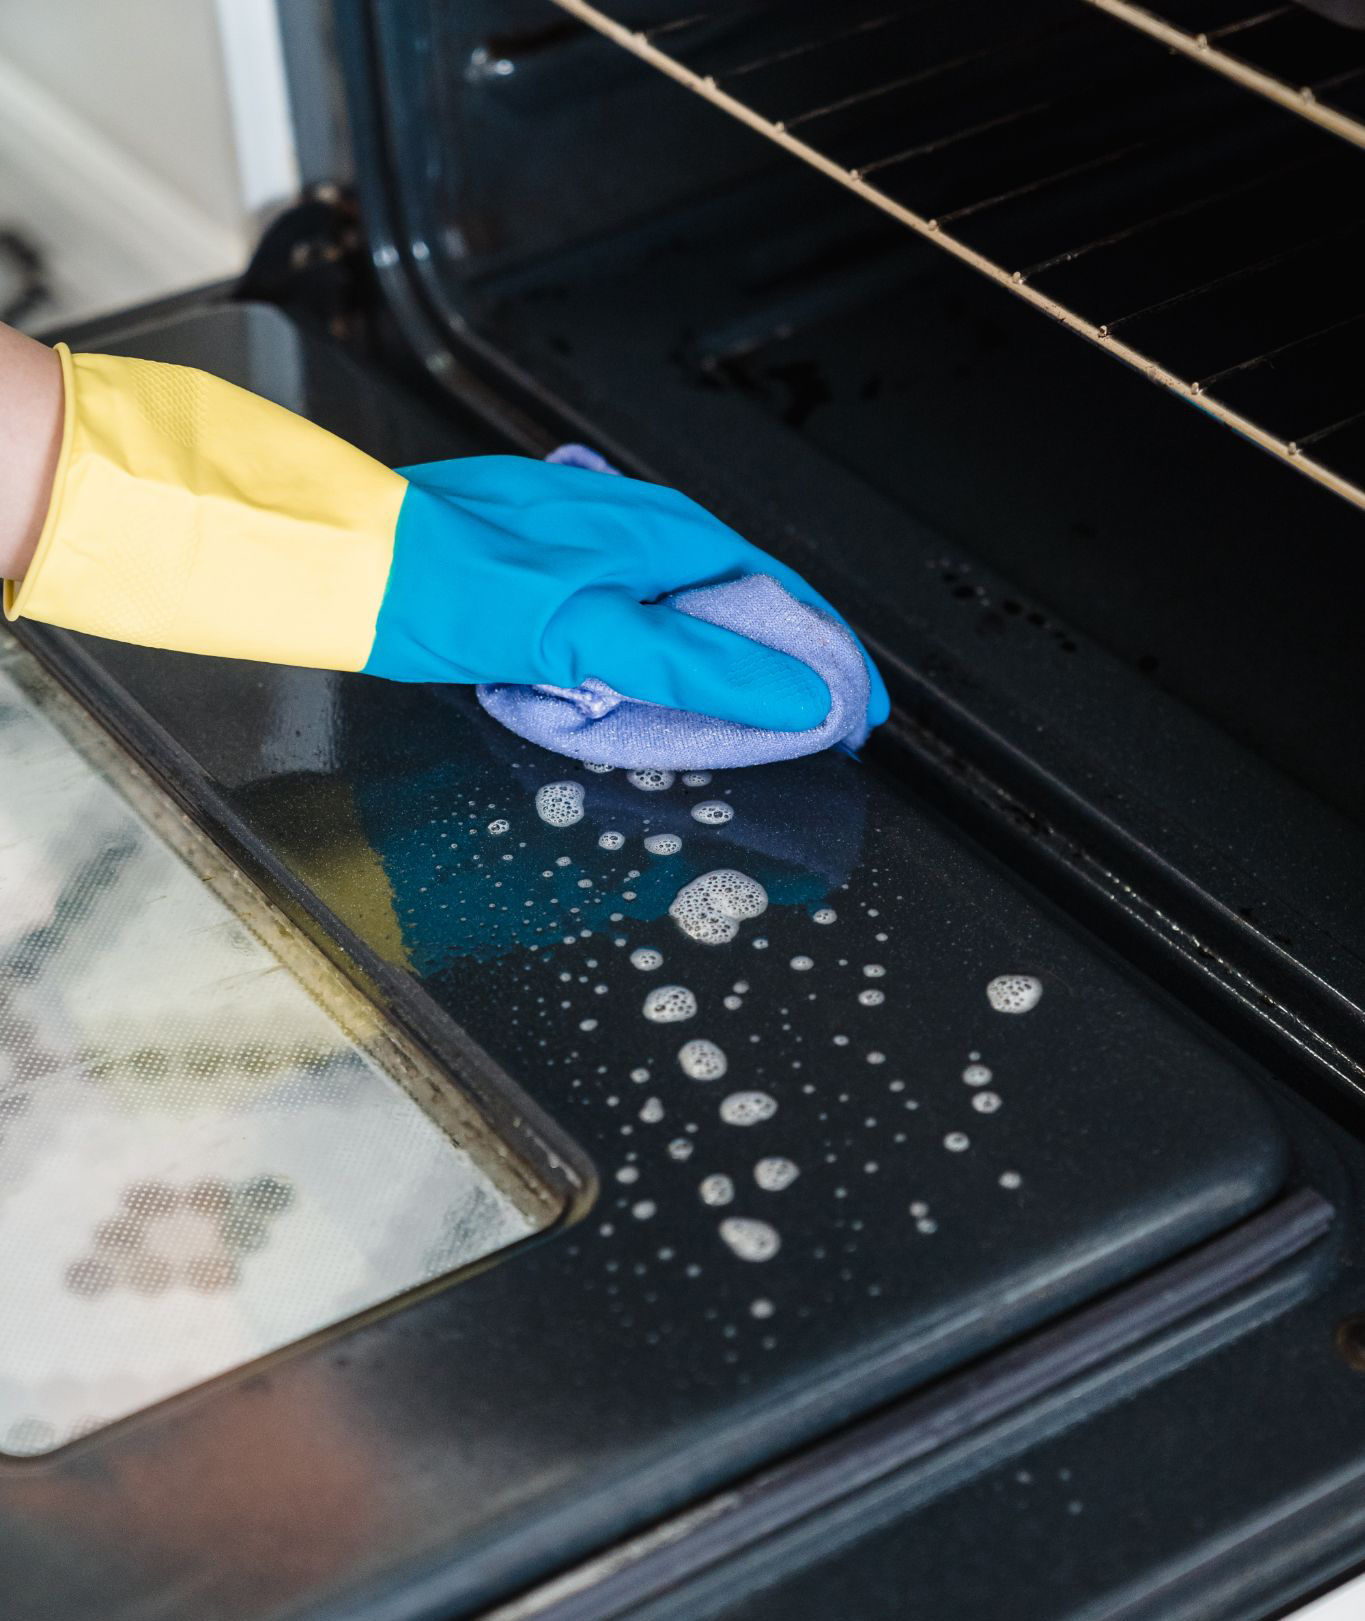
[4,347,889,733]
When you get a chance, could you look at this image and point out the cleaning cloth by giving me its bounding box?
[476,447,871,769]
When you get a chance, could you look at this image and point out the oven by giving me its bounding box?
[4,3,1365,1618]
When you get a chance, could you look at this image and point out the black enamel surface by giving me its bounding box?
[0,306,1297,1620]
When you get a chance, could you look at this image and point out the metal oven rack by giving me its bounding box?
[548,0,1365,512]
[1086,1,1365,148]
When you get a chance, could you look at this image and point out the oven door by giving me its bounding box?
[0,294,1359,1621]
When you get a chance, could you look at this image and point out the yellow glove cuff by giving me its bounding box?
[4,346,407,671]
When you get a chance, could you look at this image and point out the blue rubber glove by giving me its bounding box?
[361,456,890,733]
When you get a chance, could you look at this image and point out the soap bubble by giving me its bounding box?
[962,1063,992,1086]
[986,974,1043,1013]
[691,800,734,825]
[535,781,585,827]
[487,819,509,835]
[971,1091,1002,1113]
[628,768,675,791]
[858,988,884,1006]
[754,1156,799,1191]
[643,984,698,1024]
[719,1217,780,1262]
[720,1090,777,1126]
[678,1038,727,1080]
[700,1174,734,1207]
[630,947,663,971]
[644,833,682,856]
[813,908,837,924]
[682,771,712,786]
[670,869,768,945]
[598,830,625,850]
[790,955,814,971]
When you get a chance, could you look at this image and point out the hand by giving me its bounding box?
[366,456,890,733]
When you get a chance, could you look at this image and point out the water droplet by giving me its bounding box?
[640,1097,664,1123]
[632,1200,657,1220]
[999,1169,1022,1189]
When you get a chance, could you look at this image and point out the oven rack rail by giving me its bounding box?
[1085,1,1365,150]
[547,0,1365,513]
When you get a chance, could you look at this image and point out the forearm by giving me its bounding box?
[0,322,64,584]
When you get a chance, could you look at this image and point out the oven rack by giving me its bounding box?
[547,0,1365,512]
[1085,1,1365,150]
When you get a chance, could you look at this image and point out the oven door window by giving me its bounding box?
[0,639,556,1457]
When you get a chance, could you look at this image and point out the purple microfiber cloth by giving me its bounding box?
[475,448,870,770]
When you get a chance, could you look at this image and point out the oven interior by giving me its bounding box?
[361,0,1365,834]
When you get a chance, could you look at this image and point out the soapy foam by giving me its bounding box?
[858,988,884,1006]
[598,830,625,850]
[535,781,585,827]
[628,769,675,792]
[813,908,837,924]
[720,1090,778,1126]
[630,947,663,971]
[681,771,712,787]
[690,801,733,826]
[699,1173,734,1206]
[669,869,769,946]
[644,834,682,856]
[643,984,697,1024]
[754,1156,799,1191]
[719,1217,780,1261]
[678,1038,727,1080]
[987,974,1043,1013]
[487,819,509,835]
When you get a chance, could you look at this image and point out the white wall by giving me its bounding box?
[0,0,297,327]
